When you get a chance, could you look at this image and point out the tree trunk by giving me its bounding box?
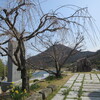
[54,62,62,78]
[21,68,29,91]
[55,70,62,78]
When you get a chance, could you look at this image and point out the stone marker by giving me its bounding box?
[1,41,21,92]
[7,40,21,82]
[39,88,52,99]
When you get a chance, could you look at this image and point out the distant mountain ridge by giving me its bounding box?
[27,44,98,67]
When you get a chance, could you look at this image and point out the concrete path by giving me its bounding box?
[52,73,100,100]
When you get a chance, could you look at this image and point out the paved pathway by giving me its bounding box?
[52,73,100,100]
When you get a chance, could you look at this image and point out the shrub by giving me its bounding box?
[10,86,29,100]
[45,76,56,81]
[30,84,40,91]
[46,75,63,81]
[33,79,39,82]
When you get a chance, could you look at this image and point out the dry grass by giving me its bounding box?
[37,72,73,89]
[28,72,73,100]
[35,72,73,100]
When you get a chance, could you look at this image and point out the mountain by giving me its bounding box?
[67,51,95,63]
[27,44,74,67]
[27,44,96,67]
[89,50,100,63]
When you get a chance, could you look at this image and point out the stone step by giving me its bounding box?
[82,88,100,92]
[66,98,77,100]
[71,86,80,91]
[81,97,100,100]
[58,88,68,94]
[83,86,100,89]
[83,84,100,86]
[64,83,72,88]
[73,83,81,86]
[51,94,64,100]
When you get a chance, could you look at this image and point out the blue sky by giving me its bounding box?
[0,0,100,63]
[40,0,100,51]
[0,0,100,52]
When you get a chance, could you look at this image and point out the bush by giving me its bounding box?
[46,75,63,81]
[30,84,40,91]
[33,79,39,82]
[45,76,56,81]
[10,86,29,100]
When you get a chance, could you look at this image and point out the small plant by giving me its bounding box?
[30,84,40,91]
[78,98,82,100]
[78,74,85,99]
[10,86,28,100]
[62,90,69,95]
[47,81,51,83]
[46,76,56,81]
[90,74,92,80]
[33,79,39,82]
[78,88,83,98]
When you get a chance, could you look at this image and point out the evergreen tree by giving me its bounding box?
[0,59,6,77]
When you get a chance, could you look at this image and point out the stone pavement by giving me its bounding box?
[52,73,100,100]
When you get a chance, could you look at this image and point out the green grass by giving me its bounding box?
[90,73,92,80]
[30,84,40,91]
[78,74,85,99]
[96,74,100,81]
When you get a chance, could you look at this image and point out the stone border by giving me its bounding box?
[26,85,57,100]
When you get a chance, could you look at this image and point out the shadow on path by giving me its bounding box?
[86,90,100,100]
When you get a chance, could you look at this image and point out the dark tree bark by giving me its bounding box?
[21,67,29,91]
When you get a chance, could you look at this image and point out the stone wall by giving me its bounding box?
[26,85,57,100]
